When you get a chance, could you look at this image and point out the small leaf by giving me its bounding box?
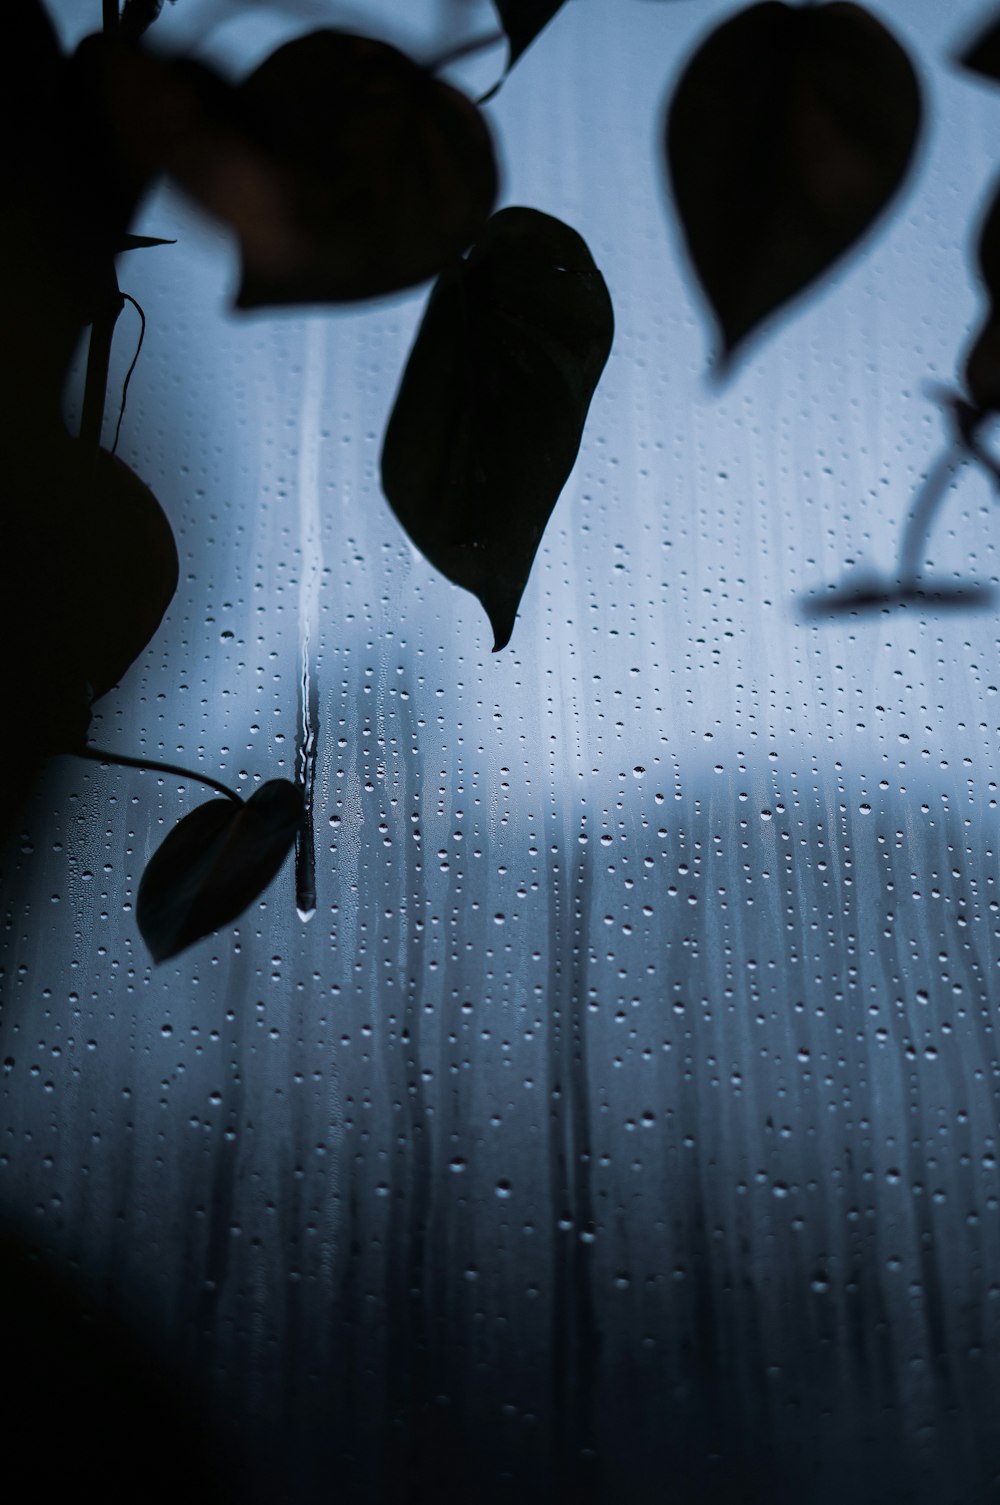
[101,32,498,307]
[958,13,1000,83]
[137,781,303,962]
[666,1,921,366]
[380,207,613,651]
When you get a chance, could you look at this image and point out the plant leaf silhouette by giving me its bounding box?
[962,177,1000,410]
[666,1,921,367]
[101,32,497,307]
[380,206,613,651]
[958,12,1000,82]
[137,780,304,962]
[480,1,565,98]
[1,434,177,846]
[2,433,178,751]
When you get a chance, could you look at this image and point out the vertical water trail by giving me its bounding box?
[294,319,325,921]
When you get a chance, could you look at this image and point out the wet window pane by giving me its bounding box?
[4,2,1000,1500]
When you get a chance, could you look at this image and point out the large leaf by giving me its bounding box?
[100,31,497,307]
[137,781,303,962]
[8,436,178,700]
[380,206,613,651]
[2,432,178,742]
[666,1,921,366]
[1,433,177,848]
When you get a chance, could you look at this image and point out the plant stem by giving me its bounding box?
[72,746,243,803]
[80,268,125,449]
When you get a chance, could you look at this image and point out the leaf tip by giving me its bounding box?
[485,598,516,653]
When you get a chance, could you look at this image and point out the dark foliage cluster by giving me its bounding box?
[4,0,1000,957]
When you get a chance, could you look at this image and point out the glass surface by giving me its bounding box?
[4,2,1000,1499]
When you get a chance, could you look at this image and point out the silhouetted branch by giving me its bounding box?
[73,746,243,803]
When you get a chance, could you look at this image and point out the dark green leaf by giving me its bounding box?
[137,781,304,962]
[102,32,497,307]
[666,1,921,367]
[958,13,1000,82]
[380,206,613,651]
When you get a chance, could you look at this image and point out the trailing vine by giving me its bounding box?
[4,0,1000,958]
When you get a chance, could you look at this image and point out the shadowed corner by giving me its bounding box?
[0,1225,240,1502]
[798,574,998,620]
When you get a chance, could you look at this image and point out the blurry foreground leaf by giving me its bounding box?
[137,781,303,961]
[101,31,497,307]
[666,1,921,367]
[381,207,613,650]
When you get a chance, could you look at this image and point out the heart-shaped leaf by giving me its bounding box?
[2,432,179,707]
[480,1,566,99]
[1,428,177,848]
[666,1,921,367]
[380,206,613,651]
[100,31,497,308]
[958,12,1000,83]
[137,781,304,962]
